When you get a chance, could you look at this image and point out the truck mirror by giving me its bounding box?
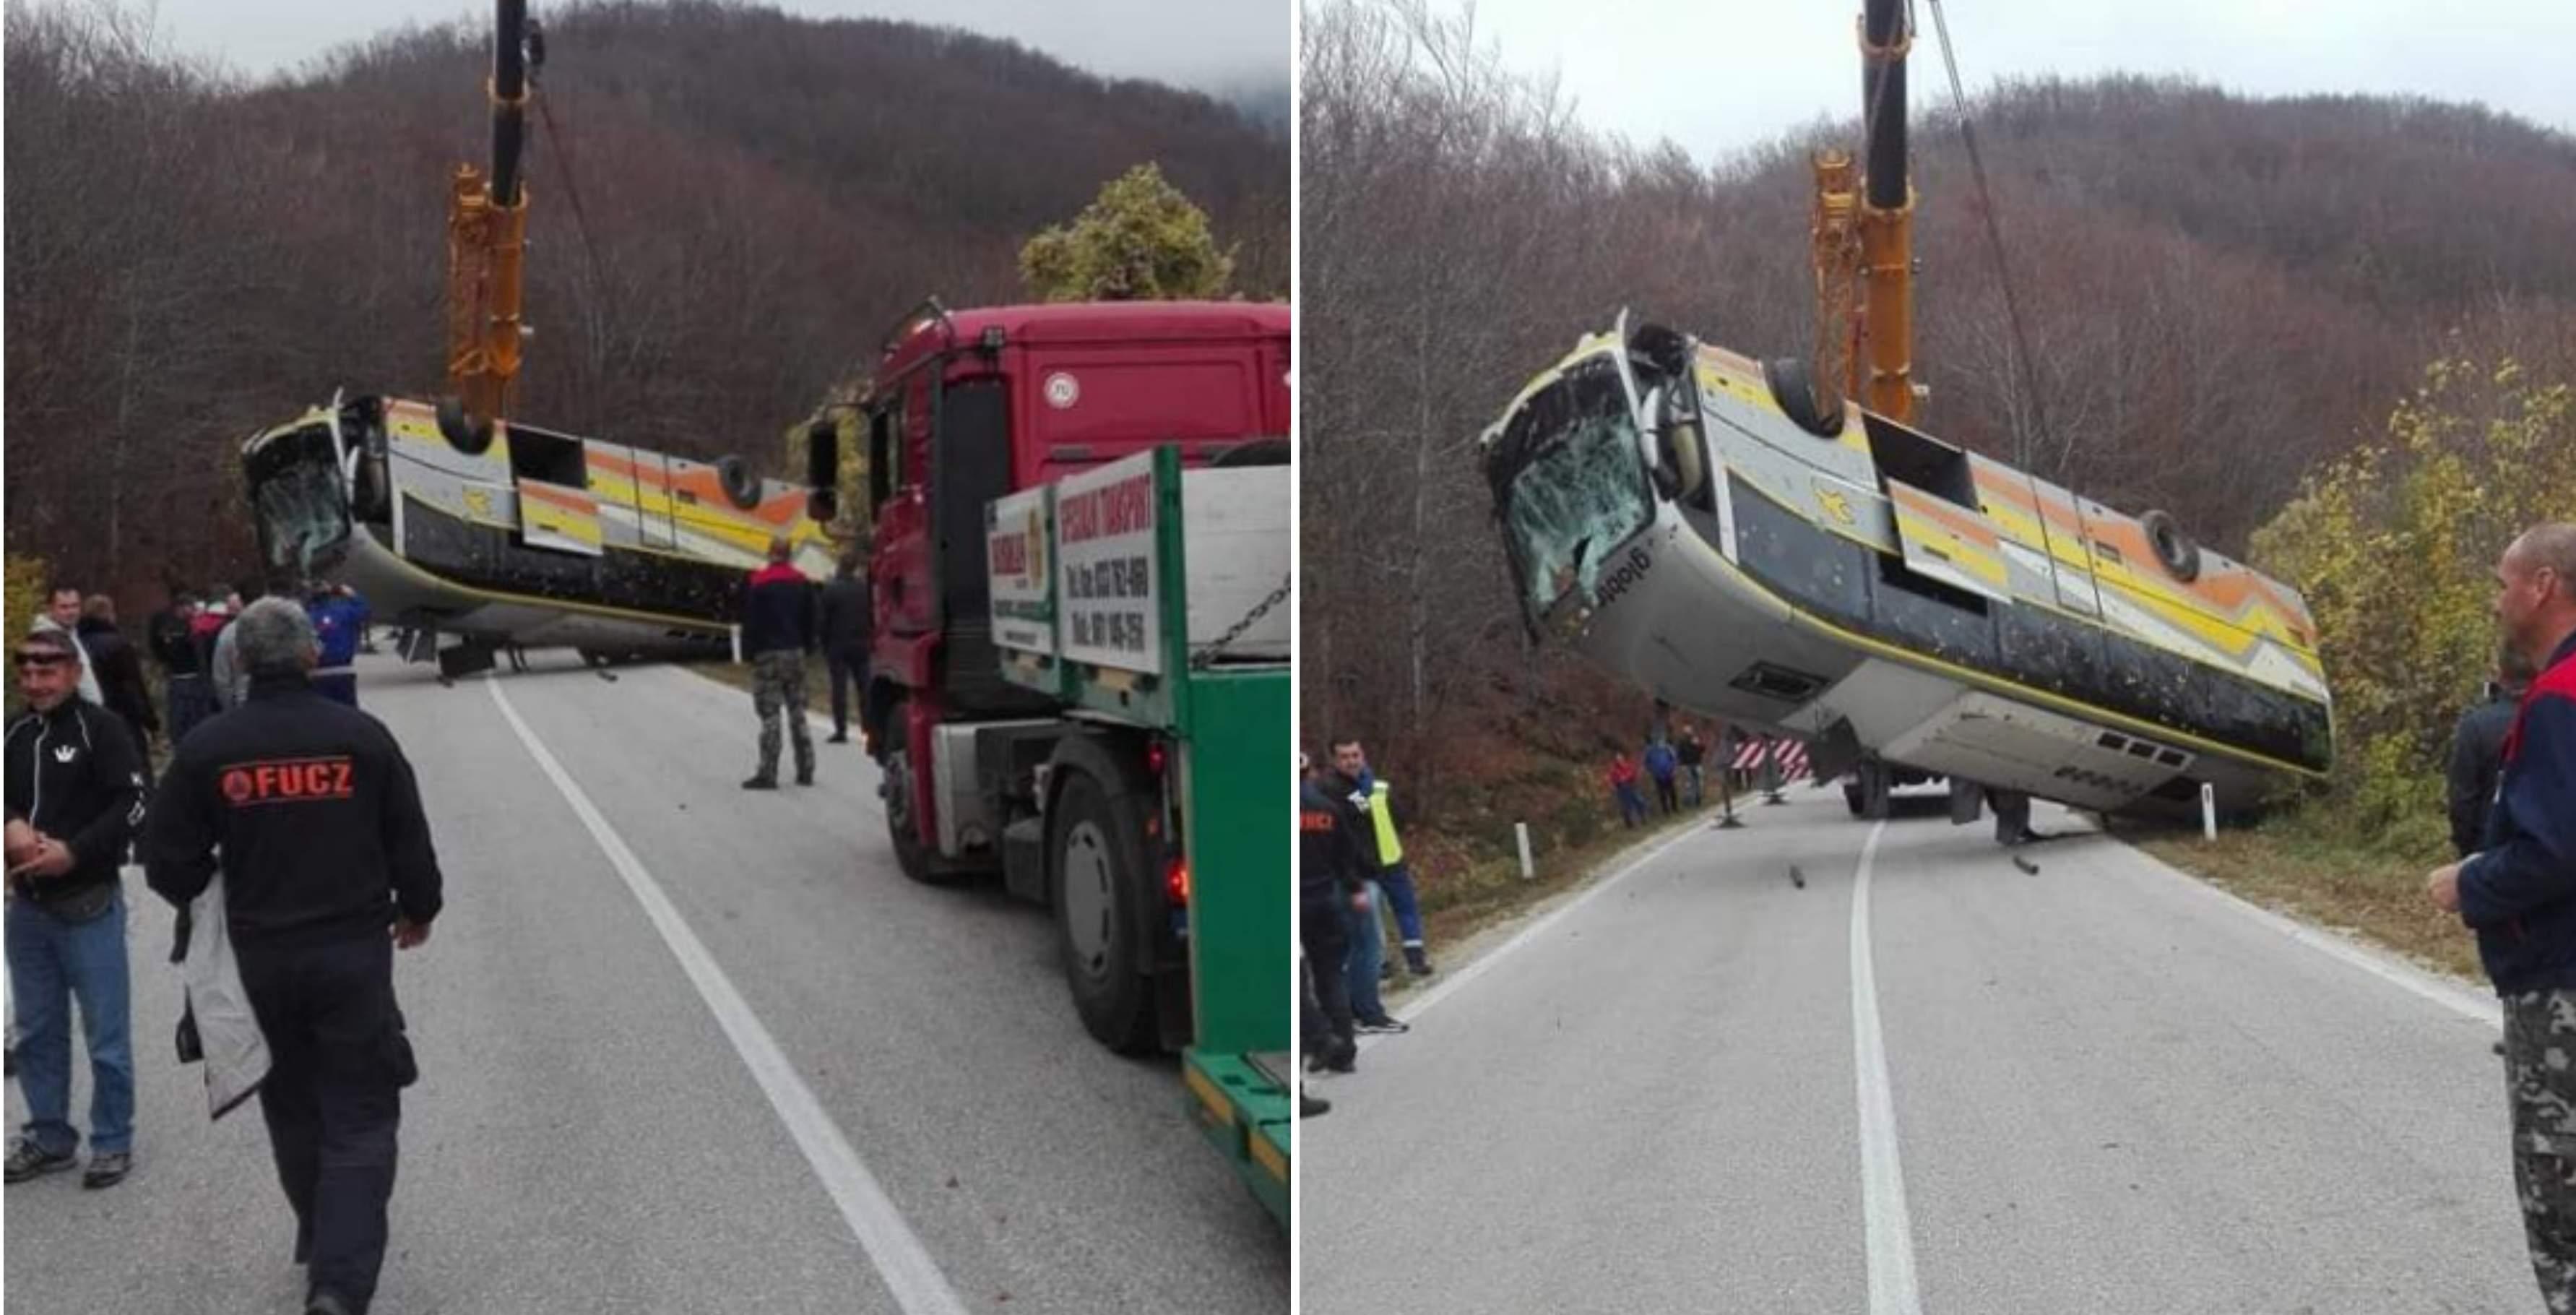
[805,420,839,493]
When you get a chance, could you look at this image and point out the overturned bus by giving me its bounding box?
[243,394,834,677]
[1480,316,2333,822]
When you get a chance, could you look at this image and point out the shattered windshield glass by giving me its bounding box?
[1497,358,1652,615]
[252,426,352,577]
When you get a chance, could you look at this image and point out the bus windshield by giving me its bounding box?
[1490,357,1653,618]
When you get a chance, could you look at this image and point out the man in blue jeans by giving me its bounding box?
[1329,738,1435,979]
[4,626,147,1190]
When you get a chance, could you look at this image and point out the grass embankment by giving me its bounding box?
[2129,811,2478,980]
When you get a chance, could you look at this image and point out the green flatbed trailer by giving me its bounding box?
[987,445,1291,1223]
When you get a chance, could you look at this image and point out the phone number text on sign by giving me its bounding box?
[1054,454,1162,675]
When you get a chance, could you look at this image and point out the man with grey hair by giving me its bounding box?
[147,597,443,1315]
[2429,522,2576,1311]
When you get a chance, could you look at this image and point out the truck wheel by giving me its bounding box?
[1050,767,1159,1055]
[880,710,951,885]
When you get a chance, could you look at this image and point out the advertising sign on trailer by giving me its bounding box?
[1053,450,1162,675]
[987,486,1055,657]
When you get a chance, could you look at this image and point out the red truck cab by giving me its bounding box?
[849,299,1290,884]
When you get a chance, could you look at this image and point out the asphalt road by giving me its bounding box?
[5,652,1285,1314]
[1302,790,2531,1315]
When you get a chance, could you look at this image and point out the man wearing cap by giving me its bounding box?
[4,627,148,1190]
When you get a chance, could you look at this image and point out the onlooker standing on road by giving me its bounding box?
[1299,752,1360,1074]
[78,596,160,769]
[4,627,147,1191]
[1608,751,1647,828]
[2450,644,2538,859]
[1644,736,1680,815]
[739,538,817,790]
[28,585,104,707]
[303,582,367,708]
[207,585,257,712]
[818,552,871,746]
[145,598,444,1315]
[2427,522,2576,1312]
[1677,726,1707,808]
[1327,738,1435,978]
[152,590,219,745]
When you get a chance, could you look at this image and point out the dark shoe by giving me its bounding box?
[828,731,850,743]
[795,768,814,787]
[5,1139,77,1184]
[1404,947,1435,976]
[307,1290,356,1315]
[1378,960,1395,983]
[1357,1016,1410,1035]
[741,776,777,790]
[81,1151,130,1189]
[1323,1039,1358,1074]
[1300,1092,1331,1117]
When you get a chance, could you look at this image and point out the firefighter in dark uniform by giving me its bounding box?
[1300,752,1361,1078]
[144,598,444,1315]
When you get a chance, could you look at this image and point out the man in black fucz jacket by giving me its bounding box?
[144,599,444,1315]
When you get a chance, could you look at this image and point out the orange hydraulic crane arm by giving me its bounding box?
[445,0,537,439]
[1854,0,1916,426]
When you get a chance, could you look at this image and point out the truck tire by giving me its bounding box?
[880,704,954,885]
[1050,766,1160,1055]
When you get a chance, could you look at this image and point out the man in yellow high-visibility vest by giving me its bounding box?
[1328,738,1434,980]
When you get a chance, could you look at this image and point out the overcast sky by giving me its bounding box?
[1445,0,2576,163]
[105,0,1289,94]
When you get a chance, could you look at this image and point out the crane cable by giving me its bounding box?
[1919,0,2102,617]
[530,61,613,342]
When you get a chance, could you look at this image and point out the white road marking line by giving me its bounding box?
[486,678,968,1315]
[1367,822,1709,1043]
[1850,819,1924,1315]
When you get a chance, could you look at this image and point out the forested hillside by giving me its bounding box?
[4,0,1288,600]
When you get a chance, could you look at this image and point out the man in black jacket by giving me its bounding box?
[739,537,818,788]
[1300,753,1361,1075]
[4,627,147,1190]
[78,595,160,769]
[2450,644,2536,858]
[150,590,218,745]
[144,598,443,1315]
[817,551,871,746]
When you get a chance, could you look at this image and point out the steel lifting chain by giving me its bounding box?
[1189,575,1290,670]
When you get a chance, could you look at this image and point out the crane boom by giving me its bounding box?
[445,0,535,442]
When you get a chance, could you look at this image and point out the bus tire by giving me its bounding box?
[1764,357,1845,438]
[2142,509,2202,582]
[716,454,764,511]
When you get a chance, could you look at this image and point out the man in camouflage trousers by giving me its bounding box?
[2431,523,2576,1310]
[738,537,818,790]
